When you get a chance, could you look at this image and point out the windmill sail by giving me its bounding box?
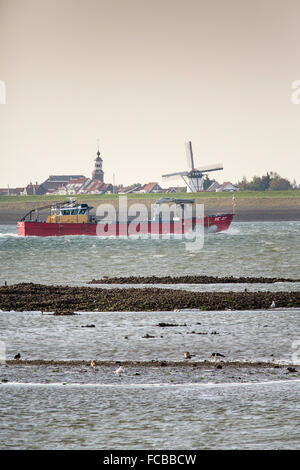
[185,141,195,170]
[162,171,188,181]
[194,163,223,173]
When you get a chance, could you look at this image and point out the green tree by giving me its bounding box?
[236,176,248,190]
[203,175,215,190]
[237,172,294,191]
[260,172,271,190]
[269,177,292,191]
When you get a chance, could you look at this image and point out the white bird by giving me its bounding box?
[270,301,276,308]
[115,366,125,376]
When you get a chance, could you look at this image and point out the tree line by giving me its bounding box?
[236,172,298,191]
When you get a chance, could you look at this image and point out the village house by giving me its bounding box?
[207,181,221,192]
[141,182,163,193]
[216,182,239,192]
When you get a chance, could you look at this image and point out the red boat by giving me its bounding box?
[17,198,234,237]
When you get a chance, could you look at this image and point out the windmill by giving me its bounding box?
[162,141,223,192]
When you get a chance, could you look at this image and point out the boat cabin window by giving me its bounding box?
[60,207,87,216]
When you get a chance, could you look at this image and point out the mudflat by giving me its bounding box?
[1,283,300,312]
[88,275,300,284]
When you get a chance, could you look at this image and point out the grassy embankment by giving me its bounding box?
[0,190,300,223]
[1,189,300,205]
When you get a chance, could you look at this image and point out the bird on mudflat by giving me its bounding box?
[14,353,21,360]
[211,352,225,359]
[115,366,125,376]
[287,367,297,373]
[90,360,96,369]
[184,351,193,359]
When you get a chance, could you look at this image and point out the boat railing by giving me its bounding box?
[20,201,77,221]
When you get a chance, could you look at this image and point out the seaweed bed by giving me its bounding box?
[0,283,300,312]
[88,275,300,284]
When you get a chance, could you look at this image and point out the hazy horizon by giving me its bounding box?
[1,0,300,189]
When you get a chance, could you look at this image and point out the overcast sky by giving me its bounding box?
[1,0,300,188]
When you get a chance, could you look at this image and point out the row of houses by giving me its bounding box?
[0,179,239,196]
[118,181,239,194]
[0,175,113,197]
[118,183,186,194]
[207,181,239,192]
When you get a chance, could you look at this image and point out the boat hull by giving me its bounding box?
[17,214,233,237]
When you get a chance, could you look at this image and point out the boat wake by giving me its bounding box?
[219,226,240,236]
[0,233,19,238]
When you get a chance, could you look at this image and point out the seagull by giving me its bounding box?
[115,366,125,376]
[14,353,21,360]
[270,301,276,308]
[184,351,192,359]
[174,309,180,312]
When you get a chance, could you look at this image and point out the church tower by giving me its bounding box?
[92,146,104,182]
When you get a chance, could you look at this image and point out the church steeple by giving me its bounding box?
[92,144,104,182]
[96,145,102,160]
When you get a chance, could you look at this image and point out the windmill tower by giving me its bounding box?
[162,141,223,192]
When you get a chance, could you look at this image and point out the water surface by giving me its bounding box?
[1,222,300,285]
[1,221,299,449]
[0,380,299,449]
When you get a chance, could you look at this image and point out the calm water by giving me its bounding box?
[0,221,299,449]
